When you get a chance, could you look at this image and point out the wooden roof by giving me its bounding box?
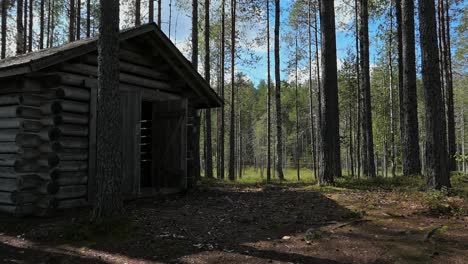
[0,23,222,108]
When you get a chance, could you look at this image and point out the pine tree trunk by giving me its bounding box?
[274,0,284,180]
[47,0,51,47]
[295,34,300,181]
[314,1,321,178]
[266,0,272,182]
[86,0,90,37]
[17,0,24,54]
[191,0,201,183]
[158,0,162,25]
[389,2,396,178]
[218,0,225,180]
[204,0,213,178]
[318,0,341,185]
[1,0,7,59]
[39,0,45,50]
[23,0,27,52]
[50,0,55,47]
[27,0,32,52]
[70,0,75,42]
[355,0,361,179]
[228,0,236,181]
[441,0,456,171]
[307,0,317,180]
[76,0,81,40]
[135,0,141,26]
[149,0,154,23]
[359,0,376,178]
[400,0,422,176]
[395,0,405,177]
[418,0,450,189]
[92,0,123,219]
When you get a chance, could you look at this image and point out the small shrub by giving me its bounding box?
[424,188,466,216]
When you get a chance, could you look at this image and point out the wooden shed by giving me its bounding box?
[0,23,222,216]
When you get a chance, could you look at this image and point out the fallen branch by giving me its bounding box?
[334,219,372,229]
[424,225,443,242]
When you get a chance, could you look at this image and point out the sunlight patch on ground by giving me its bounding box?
[0,235,162,264]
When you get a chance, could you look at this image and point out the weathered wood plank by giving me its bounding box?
[60,63,173,91]
[57,161,88,172]
[0,191,38,204]
[56,112,89,125]
[55,137,89,149]
[0,119,43,131]
[56,149,88,161]
[0,204,34,215]
[81,55,169,81]
[52,100,89,114]
[56,198,88,209]
[56,172,88,186]
[55,124,89,137]
[55,185,87,200]
[0,175,39,191]
[0,106,42,119]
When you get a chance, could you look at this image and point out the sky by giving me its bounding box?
[153,0,385,86]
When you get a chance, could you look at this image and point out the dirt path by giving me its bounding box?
[0,185,467,264]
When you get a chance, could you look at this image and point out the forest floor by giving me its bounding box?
[0,174,467,264]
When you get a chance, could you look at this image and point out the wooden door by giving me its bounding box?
[152,99,188,190]
[120,90,141,198]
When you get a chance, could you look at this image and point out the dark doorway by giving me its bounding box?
[140,101,153,188]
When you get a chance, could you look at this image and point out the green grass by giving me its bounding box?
[202,167,468,197]
[202,167,318,186]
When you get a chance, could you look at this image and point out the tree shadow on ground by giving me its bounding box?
[1,188,358,263]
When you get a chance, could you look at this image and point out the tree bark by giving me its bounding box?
[266,0,272,182]
[135,0,141,26]
[204,0,213,178]
[295,33,300,181]
[401,0,422,176]
[440,0,456,171]
[149,0,154,23]
[389,0,396,177]
[307,0,317,180]
[70,0,76,42]
[86,0,90,38]
[28,0,32,52]
[92,0,123,219]
[354,0,361,178]
[16,0,24,54]
[47,0,51,47]
[218,0,225,180]
[1,0,7,59]
[76,0,81,40]
[418,0,450,189]
[318,0,341,185]
[23,0,27,52]
[158,0,161,26]
[40,0,45,50]
[228,0,236,181]
[191,0,201,182]
[274,0,284,180]
[314,1,321,178]
[359,0,376,178]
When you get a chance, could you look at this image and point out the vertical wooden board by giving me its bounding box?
[134,90,142,196]
[152,99,188,190]
[180,99,188,189]
[121,90,140,198]
[87,86,97,203]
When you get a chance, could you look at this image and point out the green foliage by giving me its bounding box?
[424,188,466,216]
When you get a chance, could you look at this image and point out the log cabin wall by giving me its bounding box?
[0,77,90,215]
[0,24,223,215]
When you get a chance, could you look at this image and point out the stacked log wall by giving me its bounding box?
[0,78,91,215]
